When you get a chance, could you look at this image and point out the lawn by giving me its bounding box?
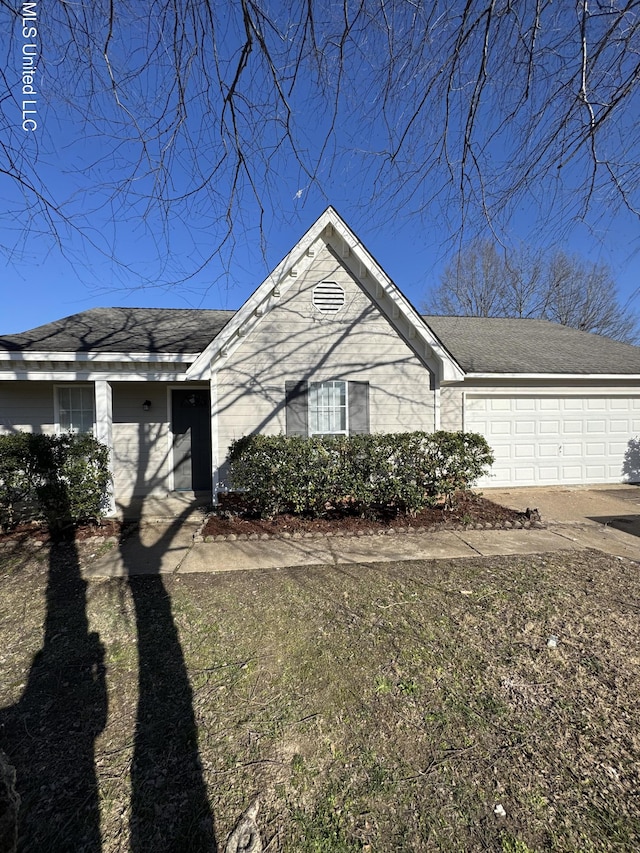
[0,538,639,852]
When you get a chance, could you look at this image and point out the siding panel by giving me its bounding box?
[0,381,56,435]
[215,240,435,486]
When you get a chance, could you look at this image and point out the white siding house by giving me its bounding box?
[1,207,640,511]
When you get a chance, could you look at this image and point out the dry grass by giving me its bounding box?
[1,539,639,851]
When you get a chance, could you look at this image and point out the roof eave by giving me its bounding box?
[449,372,640,381]
[0,351,200,363]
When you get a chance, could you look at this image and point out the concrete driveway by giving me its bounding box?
[482,484,640,561]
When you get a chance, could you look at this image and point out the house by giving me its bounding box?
[1,207,640,512]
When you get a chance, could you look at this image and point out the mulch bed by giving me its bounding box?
[0,518,131,546]
[200,491,541,540]
[0,493,541,547]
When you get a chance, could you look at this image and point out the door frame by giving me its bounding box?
[166,385,213,493]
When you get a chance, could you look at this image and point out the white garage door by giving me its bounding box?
[465,394,640,487]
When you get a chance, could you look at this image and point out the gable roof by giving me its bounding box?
[424,316,640,375]
[185,206,464,382]
[2,206,640,380]
[0,307,233,354]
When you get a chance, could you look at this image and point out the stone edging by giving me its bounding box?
[193,518,546,543]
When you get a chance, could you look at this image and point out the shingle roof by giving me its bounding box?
[2,307,640,375]
[0,307,234,354]
[423,315,640,374]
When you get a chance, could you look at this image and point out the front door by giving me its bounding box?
[171,390,212,492]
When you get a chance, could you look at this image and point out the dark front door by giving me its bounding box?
[171,390,212,492]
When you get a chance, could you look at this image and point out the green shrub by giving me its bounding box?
[227,431,493,518]
[0,432,111,532]
[0,433,40,529]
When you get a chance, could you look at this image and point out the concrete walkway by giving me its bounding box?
[176,526,586,576]
[84,485,639,578]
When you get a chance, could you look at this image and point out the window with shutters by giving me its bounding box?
[309,380,348,435]
[285,380,369,437]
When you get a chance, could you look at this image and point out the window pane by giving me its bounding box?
[309,381,346,435]
[58,387,94,434]
[59,388,71,430]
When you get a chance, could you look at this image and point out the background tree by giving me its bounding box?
[424,241,639,343]
[1,1,640,285]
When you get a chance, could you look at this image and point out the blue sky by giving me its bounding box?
[3,184,638,336]
[2,2,639,334]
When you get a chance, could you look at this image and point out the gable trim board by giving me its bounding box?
[1,207,640,504]
[0,352,199,363]
[461,373,640,381]
[187,208,464,384]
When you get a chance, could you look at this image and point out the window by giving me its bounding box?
[57,386,95,434]
[285,380,369,437]
[309,380,347,435]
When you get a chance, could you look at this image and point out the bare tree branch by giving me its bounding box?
[1,1,639,288]
[425,240,639,342]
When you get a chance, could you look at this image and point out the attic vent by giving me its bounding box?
[313,282,345,314]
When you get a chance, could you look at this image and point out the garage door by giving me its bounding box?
[465,394,640,487]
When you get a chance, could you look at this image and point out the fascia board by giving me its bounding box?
[0,369,192,381]
[186,213,336,380]
[459,372,640,381]
[0,351,198,363]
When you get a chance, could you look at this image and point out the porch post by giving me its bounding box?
[94,380,116,515]
[210,371,219,503]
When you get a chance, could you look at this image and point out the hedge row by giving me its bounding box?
[0,432,111,533]
[228,431,494,518]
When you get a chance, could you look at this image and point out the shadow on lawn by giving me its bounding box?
[0,503,217,852]
[0,530,107,851]
[122,501,217,852]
